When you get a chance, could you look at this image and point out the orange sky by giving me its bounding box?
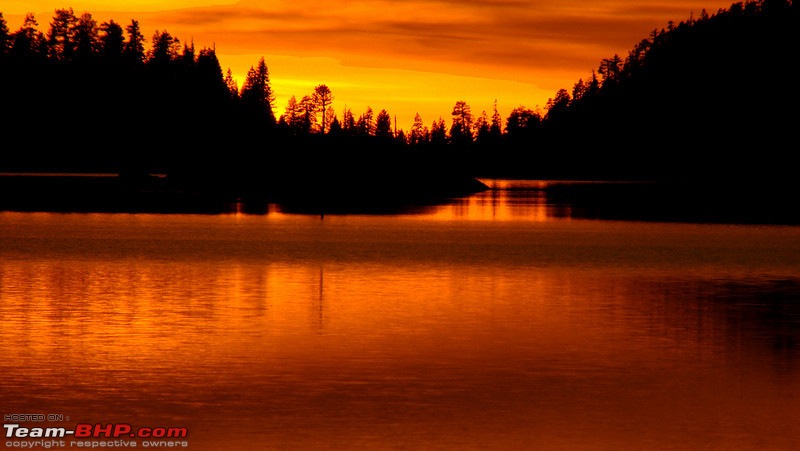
[4,0,736,131]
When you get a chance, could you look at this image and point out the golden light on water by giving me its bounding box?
[414,180,570,222]
[2,207,800,449]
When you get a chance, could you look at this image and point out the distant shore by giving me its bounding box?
[0,171,489,215]
[541,178,800,225]
[2,172,798,225]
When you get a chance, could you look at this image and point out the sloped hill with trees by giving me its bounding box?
[513,0,800,181]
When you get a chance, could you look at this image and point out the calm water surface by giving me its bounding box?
[1,180,799,450]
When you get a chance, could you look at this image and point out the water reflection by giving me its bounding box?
[272,179,575,221]
[424,179,566,222]
[274,178,800,225]
[1,201,800,449]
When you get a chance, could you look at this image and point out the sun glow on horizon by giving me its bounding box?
[231,54,554,131]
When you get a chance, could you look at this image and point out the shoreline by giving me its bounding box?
[0,172,489,215]
[1,174,798,225]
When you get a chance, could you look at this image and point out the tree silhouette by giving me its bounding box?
[281,95,301,134]
[148,29,180,65]
[410,113,429,146]
[0,13,9,57]
[624,39,651,76]
[323,106,337,135]
[99,20,124,62]
[47,8,77,61]
[123,20,145,65]
[449,100,473,147]
[490,100,503,140]
[374,109,392,138]
[328,115,343,135]
[181,40,195,68]
[571,78,587,102]
[430,117,447,147]
[240,56,276,125]
[543,88,571,127]
[504,106,541,143]
[312,84,333,134]
[356,107,374,136]
[394,128,407,146]
[11,13,46,60]
[196,48,226,97]
[597,54,623,84]
[341,107,356,135]
[73,12,97,61]
[474,110,491,145]
[223,68,238,100]
[298,95,317,134]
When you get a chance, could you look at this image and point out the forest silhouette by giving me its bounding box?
[0,0,798,213]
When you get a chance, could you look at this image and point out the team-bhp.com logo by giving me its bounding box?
[4,421,189,448]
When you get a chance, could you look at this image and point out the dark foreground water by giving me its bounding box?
[1,180,799,450]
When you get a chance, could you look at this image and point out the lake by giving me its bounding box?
[1,179,799,450]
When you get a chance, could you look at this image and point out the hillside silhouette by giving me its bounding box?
[0,1,798,214]
[466,0,799,182]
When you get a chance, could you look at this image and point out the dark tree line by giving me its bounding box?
[513,0,800,181]
[0,8,278,190]
[268,0,798,184]
[2,0,799,197]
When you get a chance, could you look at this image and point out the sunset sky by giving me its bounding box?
[4,0,735,131]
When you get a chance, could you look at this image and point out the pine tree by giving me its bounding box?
[374,109,393,138]
[240,56,276,125]
[123,20,145,65]
[312,84,333,134]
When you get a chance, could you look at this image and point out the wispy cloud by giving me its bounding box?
[126,0,720,78]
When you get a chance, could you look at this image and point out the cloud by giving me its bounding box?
[128,0,722,81]
[7,0,727,81]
